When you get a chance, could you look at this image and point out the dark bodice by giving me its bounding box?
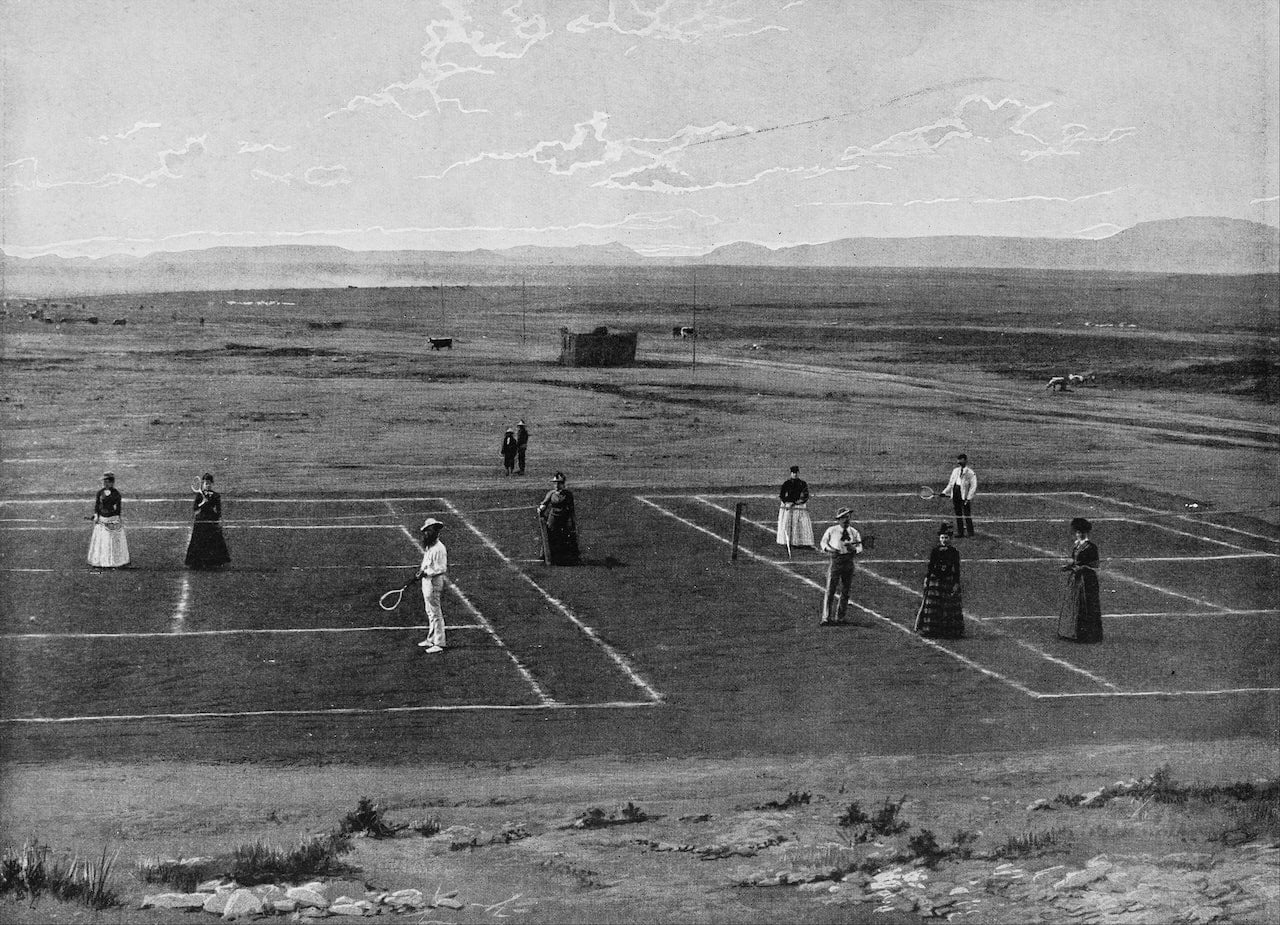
[1071,540,1099,569]
[193,490,222,522]
[927,544,961,583]
[541,488,575,519]
[779,477,809,504]
[94,487,122,517]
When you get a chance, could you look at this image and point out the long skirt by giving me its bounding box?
[87,516,130,567]
[914,575,964,638]
[546,515,580,565]
[776,504,815,547]
[185,521,231,568]
[1057,570,1103,642]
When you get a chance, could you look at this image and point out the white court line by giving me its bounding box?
[2,700,661,725]
[1122,518,1263,554]
[977,528,1237,613]
[395,524,556,707]
[774,553,1273,564]
[0,496,449,505]
[1038,687,1280,699]
[709,500,1122,693]
[1,565,413,573]
[2,625,490,641]
[443,499,664,704]
[637,496,1043,699]
[1077,491,1280,546]
[683,491,1084,501]
[171,575,191,633]
[984,609,1280,622]
[0,524,403,531]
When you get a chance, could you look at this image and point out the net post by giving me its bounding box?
[731,502,746,561]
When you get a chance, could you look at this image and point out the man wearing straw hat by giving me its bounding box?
[415,518,448,654]
[818,507,862,625]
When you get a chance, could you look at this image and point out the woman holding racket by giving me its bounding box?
[184,472,231,569]
[914,523,964,638]
[87,472,130,568]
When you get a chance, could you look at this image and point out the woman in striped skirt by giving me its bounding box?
[914,523,963,638]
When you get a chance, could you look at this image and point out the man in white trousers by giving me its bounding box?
[415,518,448,653]
[942,453,978,537]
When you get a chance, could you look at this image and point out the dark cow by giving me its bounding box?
[429,337,453,350]
[111,318,128,326]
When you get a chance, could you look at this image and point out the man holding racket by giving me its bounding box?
[942,453,978,538]
[414,518,448,654]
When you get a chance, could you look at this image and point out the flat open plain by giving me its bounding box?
[1,267,1277,921]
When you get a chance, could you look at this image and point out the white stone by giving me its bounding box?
[328,901,370,916]
[435,897,466,910]
[1054,868,1108,891]
[203,892,230,914]
[286,886,329,909]
[141,892,210,910]
[387,888,426,907]
[221,889,265,920]
[273,898,299,913]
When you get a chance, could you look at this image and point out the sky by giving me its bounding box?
[2,0,1278,258]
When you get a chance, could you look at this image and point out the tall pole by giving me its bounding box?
[691,271,698,370]
[438,284,445,331]
[522,276,527,347]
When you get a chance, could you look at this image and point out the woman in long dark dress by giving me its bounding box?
[915,523,964,638]
[501,428,519,476]
[537,471,580,565]
[1057,517,1102,642]
[184,472,231,569]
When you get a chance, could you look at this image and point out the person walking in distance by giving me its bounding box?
[87,472,130,568]
[942,453,978,537]
[515,420,530,475]
[501,428,518,476]
[776,465,815,551]
[415,518,448,653]
[818,507,862,625]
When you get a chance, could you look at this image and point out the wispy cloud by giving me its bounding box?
[303,165,351,187]
[1074,222,1124,238]
[842,95,1134,164]
[973,187,1124,204]
[238,141,293,154]
[325,0,551,120]
[1251,195,1279,204]
[251,169,295,184]
[97,121,161,143]
[903,197,961,206]
[566,0,794,43]
[3,136,207,190]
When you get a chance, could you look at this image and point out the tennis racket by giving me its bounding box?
[919,485,936,500]
[378,576,419,611]
[85,516,122,532]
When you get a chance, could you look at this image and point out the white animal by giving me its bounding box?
[1047,376,1069,392]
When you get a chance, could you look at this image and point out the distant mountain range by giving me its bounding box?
[3,217,1276,296]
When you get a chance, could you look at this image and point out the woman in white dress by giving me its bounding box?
[776,465,815,550]
[87,472,130,568]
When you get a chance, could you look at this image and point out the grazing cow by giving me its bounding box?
[111,318,127,326]
[672,326,683,338]
[1046,376,1070,392]
[86,316,99,324]
[679,326,697,339]
[429,337,453,350]
[1070,371,1097,386]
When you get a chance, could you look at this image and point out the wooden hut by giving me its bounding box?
[559,326,638,367]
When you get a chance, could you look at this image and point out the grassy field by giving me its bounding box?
[1,266,1277,920]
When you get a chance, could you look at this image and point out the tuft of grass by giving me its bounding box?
[409,817,442,838]
[228,834,354,886]
[338,797,404,839]
[993,826,1073,860]
[756,791,811,811]
[566,803,654,830]
[837,802,871,830]
[135,856,222,893]
[869,796,909,837]
[0,840,121,909]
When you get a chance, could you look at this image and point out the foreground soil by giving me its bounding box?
[3,740,1278,924]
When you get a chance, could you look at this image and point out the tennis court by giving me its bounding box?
[639,489,1280,699]
[0,495,662,723]
[1,486,1276,763]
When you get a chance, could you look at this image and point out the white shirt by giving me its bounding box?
[418,541,448,581]
[819,522,862,556]
[943,465,978,501]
